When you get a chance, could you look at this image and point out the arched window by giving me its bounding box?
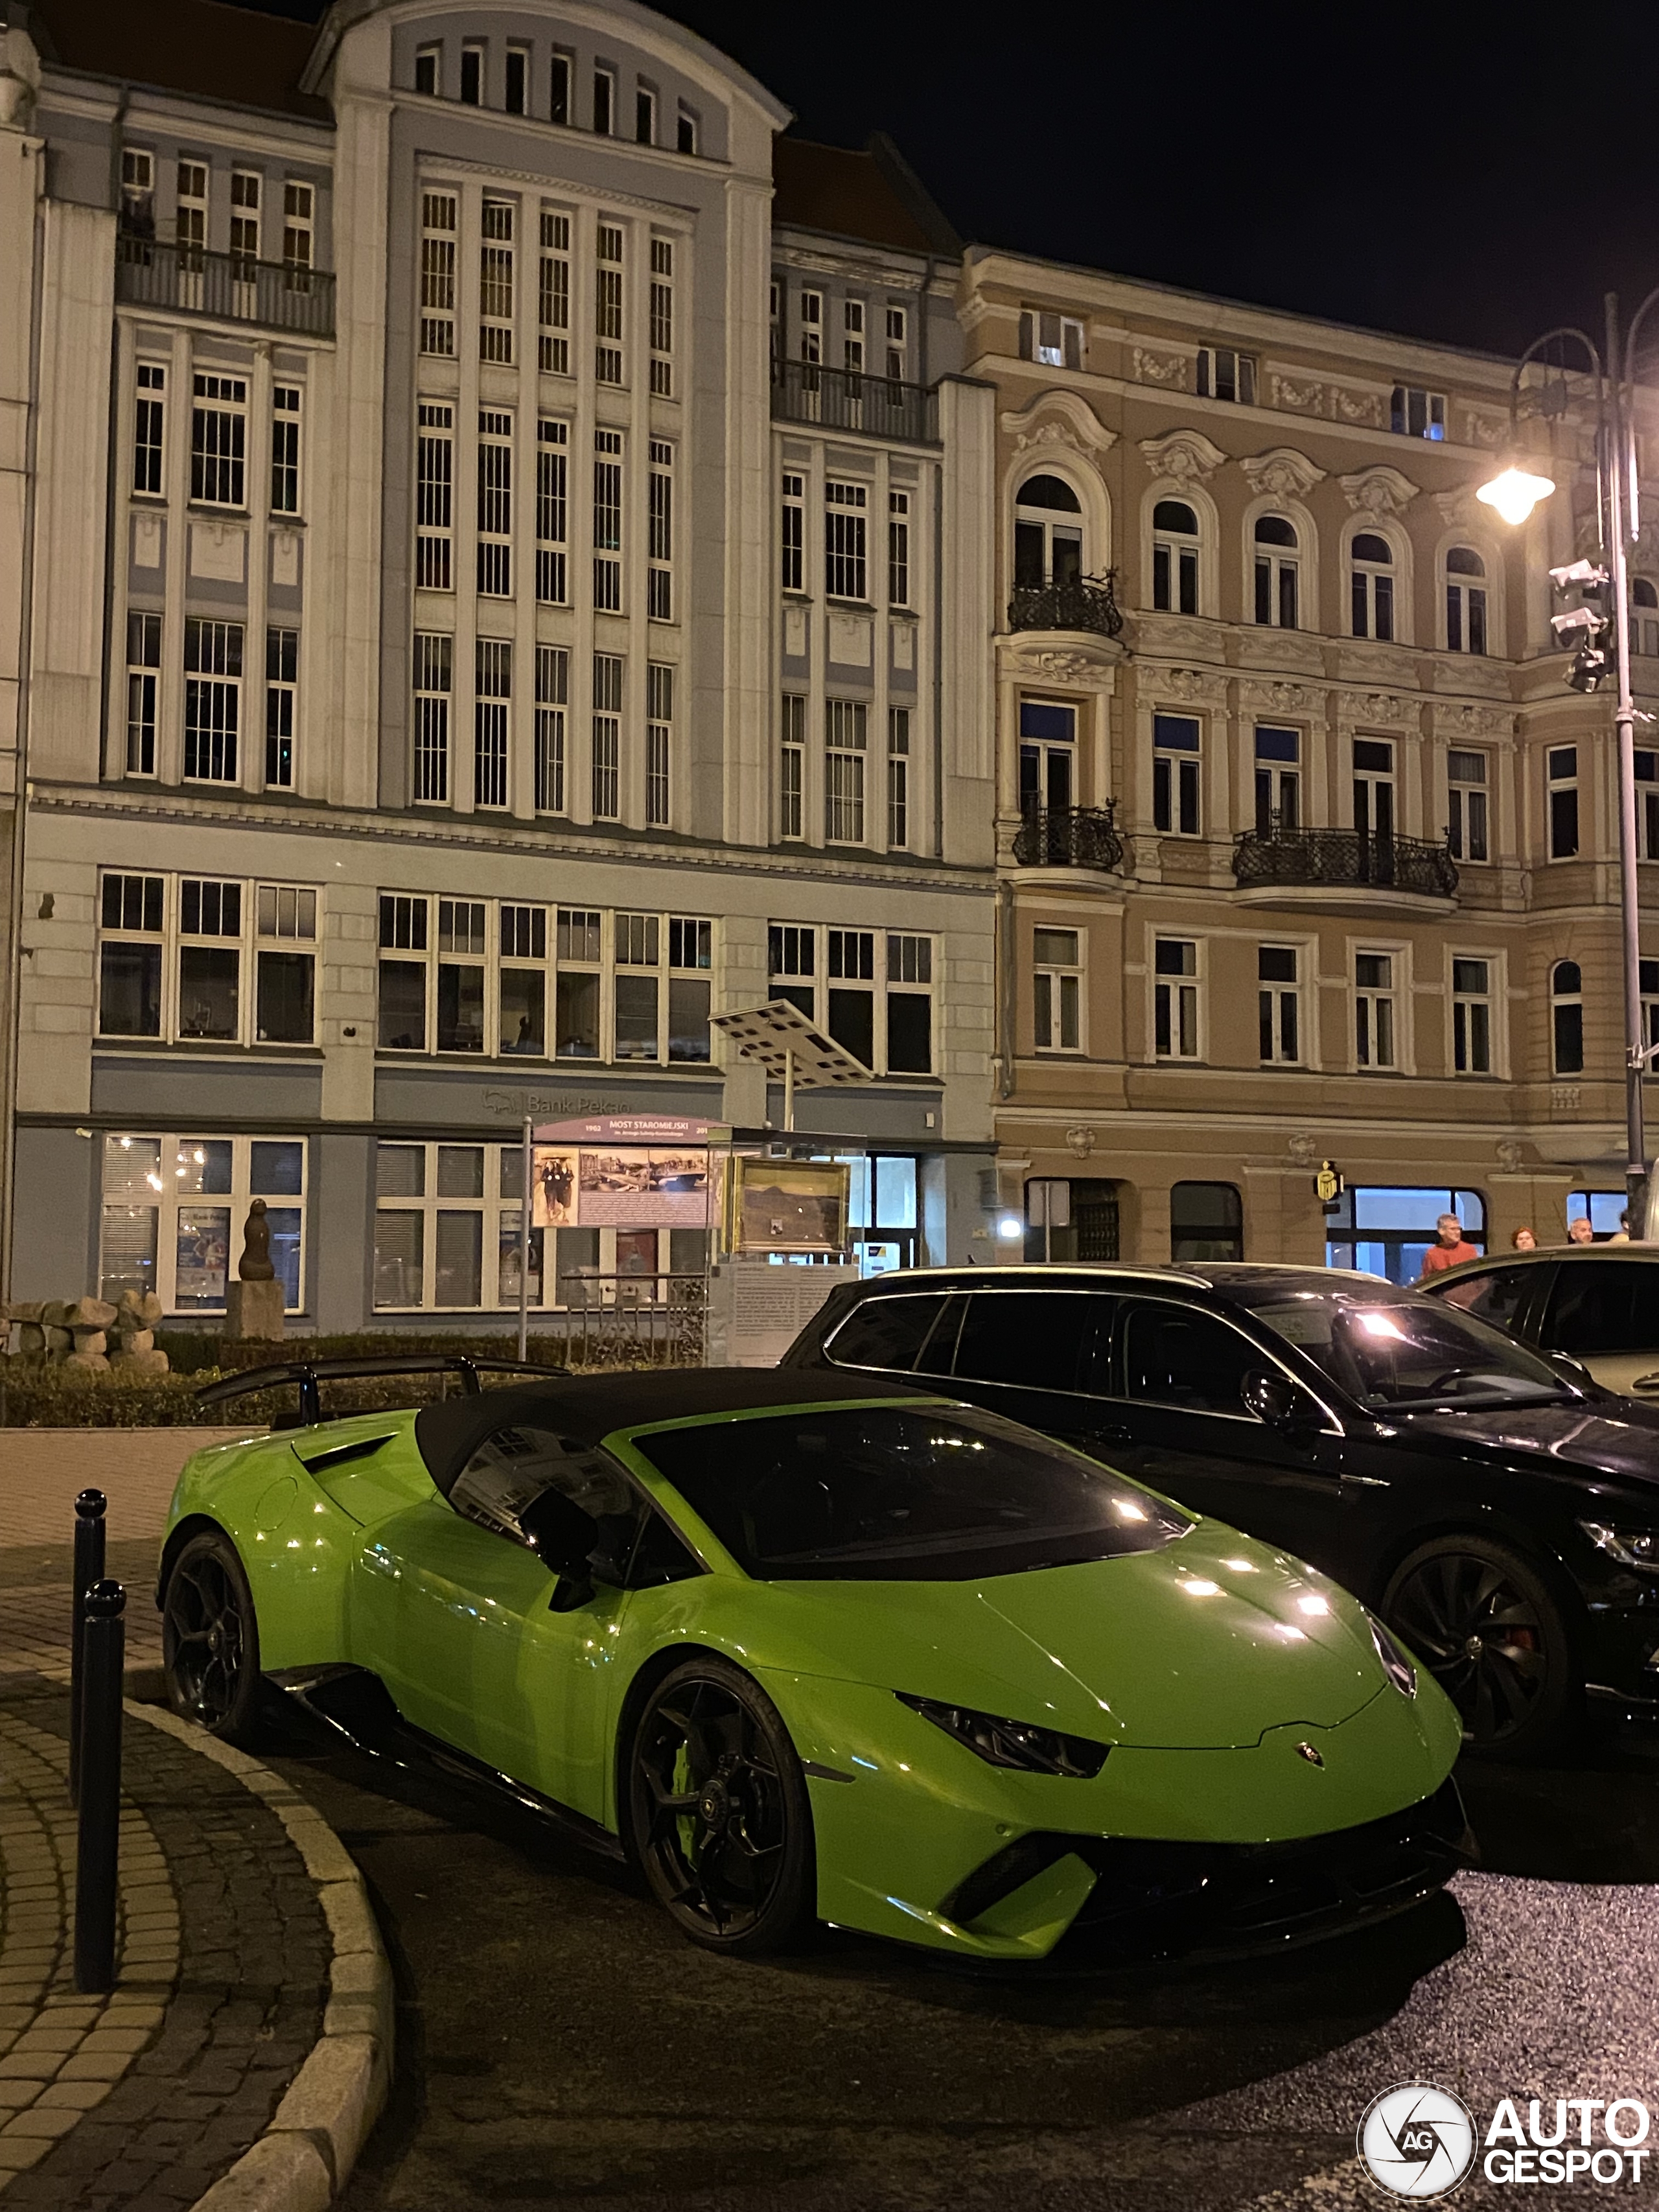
[1170,1181,1242,1263]
[1445,546,1487,655]
[1552,960,1583,1075]
[1152,498,1200,614]
[1014,473,1083,592]
[1350,531,1395,641]
[1632,576,1659,657]
[1253,514,1299,629]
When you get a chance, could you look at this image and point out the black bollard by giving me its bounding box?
[74,1579,126,1995]
[68,1489,108,1810]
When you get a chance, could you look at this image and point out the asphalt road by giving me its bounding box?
[215,1697,1659,2212]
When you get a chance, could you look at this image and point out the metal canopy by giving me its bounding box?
[709,1000,872,1128]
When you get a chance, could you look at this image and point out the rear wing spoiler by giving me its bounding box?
[196,1354,553,1428]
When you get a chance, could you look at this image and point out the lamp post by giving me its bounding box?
[1479,296,1659,1238]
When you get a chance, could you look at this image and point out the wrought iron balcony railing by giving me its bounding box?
[1232,825,1458,898]
[1007,570,1124,639]
[769,357,937,443]
[115,231,336,338]
[1014,802,1124,873]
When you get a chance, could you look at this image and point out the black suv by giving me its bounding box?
[783,1261,1659,1759]
[1422,1246,1659,1402]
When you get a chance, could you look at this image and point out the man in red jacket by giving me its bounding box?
[1418,1212,1480,1276]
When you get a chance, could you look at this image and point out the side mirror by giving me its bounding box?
[1549,1353,1595,1392]
[1242,1367,1314,1431]
[520,1488,599,1612]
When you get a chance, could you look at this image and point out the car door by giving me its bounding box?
[1102,1294,1349,1567]
[354,1422,646,1824]
[1541,1261,1659,1398]
[941,1286,1123,1457]
[818,1288,958,1380]
[1433,1261,1551,1344]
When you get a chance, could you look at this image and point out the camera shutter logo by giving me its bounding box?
[1358,2083,1477,2198]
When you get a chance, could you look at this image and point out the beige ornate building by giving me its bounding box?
[964,248,1658,1277]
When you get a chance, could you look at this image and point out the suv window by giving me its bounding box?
[1121,1299,1263,1417]
[953,1290,1100,1393]
[452,1424,646,1585]
[1438,1264,1536,1331]
[1548,1263,1659,1356]
[825,1292,947,1375]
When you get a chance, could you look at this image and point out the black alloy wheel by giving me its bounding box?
[1382,1535,1577,1761]
[627,1656,814,1955]
[161,1530,263,1747]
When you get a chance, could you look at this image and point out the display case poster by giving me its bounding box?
[577,1147,710,1227]
[529,1148,580,1229]
[733,1159,850,1255]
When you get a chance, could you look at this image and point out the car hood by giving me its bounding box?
[763,1521,1387,1750]
[1394,1398,1659,1485]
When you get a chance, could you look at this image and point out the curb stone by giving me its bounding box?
[128,1703,392,2210]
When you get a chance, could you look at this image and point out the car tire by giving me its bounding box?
[1382,1533,1580,1762]
[625,1655,815,1956]
[161,1529,264,1748]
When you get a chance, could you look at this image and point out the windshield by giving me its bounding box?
[632,1404,1190,1581]
[1237,1285,1571,1412]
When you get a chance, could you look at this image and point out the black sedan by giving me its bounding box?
[782,1262,1659,1760]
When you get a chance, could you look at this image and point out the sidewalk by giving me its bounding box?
[0,1428,388,2209]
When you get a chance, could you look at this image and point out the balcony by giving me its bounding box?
[769,358,936,443]
[1007,572,1124,639]
[115,232,336,339]
[1233,826,1458,902]
[1014,803,1124,874]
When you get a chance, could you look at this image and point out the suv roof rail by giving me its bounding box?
[196,1354,553,1428]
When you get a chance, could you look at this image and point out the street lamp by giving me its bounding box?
[1478,302,1659,1237]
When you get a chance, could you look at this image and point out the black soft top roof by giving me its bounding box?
[413,1367,929,1496]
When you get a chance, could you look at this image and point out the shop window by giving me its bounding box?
[100,1133,305,1312]
[1170,1181,1242,1263]
[1324,1186,1485,1286]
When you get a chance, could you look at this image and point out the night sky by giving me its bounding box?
[233,0,1659,362]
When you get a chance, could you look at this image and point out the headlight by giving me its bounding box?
[1580,1520,1659,1570]
[895,1692,1109,1776]
[1369,1616,1418,1698]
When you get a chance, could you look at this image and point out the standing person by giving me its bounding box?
[1418,1213,1480,1277]
[1511,1226,1537,1251]
[1611,1211,1632,1244]
[1568,1215,1595,1245]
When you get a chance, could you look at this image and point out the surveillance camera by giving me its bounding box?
[1567,644,1610,694]
[1551,606,1605,641]
[1549,559,1610,590]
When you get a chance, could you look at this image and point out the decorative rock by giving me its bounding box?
[17,1323,46,1356]
[117,1288,163,1327]
[1,1301,43,1323]
[62,1297,119,1330]
[71,1329,108,1357]
[42,1325,71,1355]
[110,1347,169,1374]
[63,1350,111,1372]
[40,1299,74,1327]
[119,1329,155,1354]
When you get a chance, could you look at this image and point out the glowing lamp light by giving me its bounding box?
[1476,463,1555,528]
[995,1215,1025,1241]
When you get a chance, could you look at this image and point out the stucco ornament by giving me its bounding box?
[1287,1134,1319,1168]
[1339,465,1419,518]
[1003,388,1117,460]
[1240,447,1327,502]
[1065,1126,1097,1159]
[1138,428,1227,484]
[1133,347,1187,386]
[1496,1140,1524,1174]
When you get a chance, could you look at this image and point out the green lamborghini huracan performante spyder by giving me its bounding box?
[158,1360,1469,1965]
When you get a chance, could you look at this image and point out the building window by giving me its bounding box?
[648,440,673,619]
[825,699,867,843]
[270,384,301,514]
[767,924,932,1076]
[413,44,439,97]
[887,708,910,849]
[842,298,865,377]
[535,417,567,603]
[1034,927,1081,1052]
[634,83,657,143]
[888,490,911,607]
[535,645,567,814]
[183,620,242,782]
[595,221,624,384]
[1549,745,1579,859]
[1152,714,1201,835]
[1325,1186,1485,1286]
[1253,514,1299,627]
[435,898,486,1052]
[1643,960,1659,1060]
[419,191,457,356]
[799,289,822,369]
[593,67,615,135]
[1391,386,1446,439]
[780,694,805,839]
[1197,347,1255,404]
[474,639,511,809]
[645,662,672,827]
[265,627,297,789]
[550,53,571,124]
[459,43,482,104]
[1354,737,1395,852]
[677,106,699,155]
[538,207,571,374]
[1019,699,1075,816]
[1355,951,1397,1069]
[176,159,207,263]
[1258,945,1300,1064]
[229,169,260,274]
[505,45,528,114]
[649,235,673,395]
[256,884,317,1043]
[121,147,154,236]
[1446,546,1488,653]
[592,652,623,820]
[101,1134,306,1315]
[133,363,165,494]
[97,871,316,1051]
[781,472,804,592]
[593,427,623,609]
[825,480,868,601]
[1350,531,1395,640]
[1243,723,1298,834]
[476,408,513,596]
[415,402,454,589]
[479,197,515,363]
[1171,1182,1243,1264]
[97,872,164,1036]
[126,613,161,776]
[412,632,452,804]
[1634,577,1659,657]
[1019,309,1084,369]
[281,181,314,279]
[887,935,933,1071]
[1638,749,1659,859]
[1013,473,1083,592]
[1152,498,1199,614]
[1446,748,1489,861]
[1552,960,1584,1075]
[885,304,907,385]
[1154,938,1200,1060]
[190,373,246,507]
[1452,957,1493,1073]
